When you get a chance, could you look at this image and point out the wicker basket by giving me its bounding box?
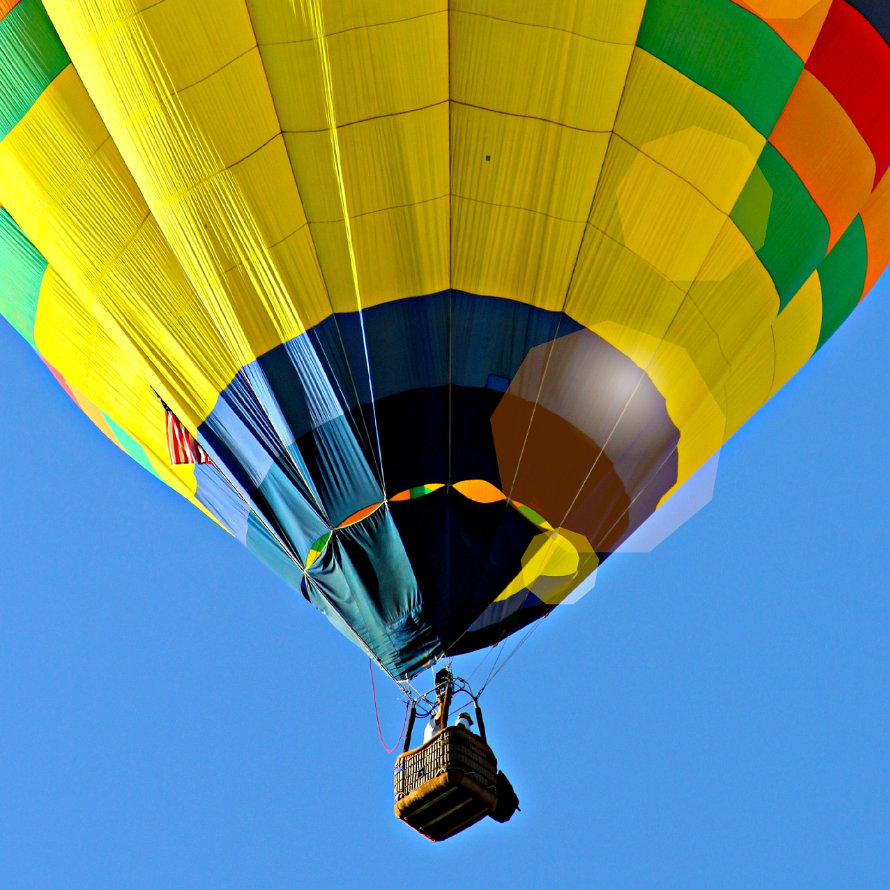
[393,726,499,841]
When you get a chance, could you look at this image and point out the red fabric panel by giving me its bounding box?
[807,0,890,186]
[41,358,76,402]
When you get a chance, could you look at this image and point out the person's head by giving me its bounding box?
[456,711,473,729]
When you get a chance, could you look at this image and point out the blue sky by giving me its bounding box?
[1,282,888,889]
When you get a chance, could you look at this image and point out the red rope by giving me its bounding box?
[369,659,410,753]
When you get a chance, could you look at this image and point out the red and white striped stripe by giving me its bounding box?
[165,408,212,465]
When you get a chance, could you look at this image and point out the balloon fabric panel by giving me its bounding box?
[0,0,887,678]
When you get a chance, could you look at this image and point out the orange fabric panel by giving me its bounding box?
[453,479,506,504]
[338,503,383,527]
[770,70,874,249]
[732,0,832,61]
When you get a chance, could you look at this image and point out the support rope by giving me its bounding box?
[369,659,410,753]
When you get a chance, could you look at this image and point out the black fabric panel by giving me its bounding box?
[448,601,553,656]
[349,385,505,496]
[389,489,539,651]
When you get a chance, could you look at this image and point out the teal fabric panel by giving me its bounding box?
[104,414,162,480]
[0,0,69,141]
[0,208,47,347]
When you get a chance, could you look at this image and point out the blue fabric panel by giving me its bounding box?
[252,450,335,558]
[467,590,535,635]
[246,513,305,588]
[450,292,580,388]
[291,419,383,526]
[194,463,251,542]
[305,505,438,679]
[197,293,590,676]
[308,291,580,407]
[200,383,277,495]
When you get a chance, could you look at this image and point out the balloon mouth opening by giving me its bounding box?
[304,481,554,568]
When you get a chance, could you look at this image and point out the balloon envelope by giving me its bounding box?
[0,0,887,678]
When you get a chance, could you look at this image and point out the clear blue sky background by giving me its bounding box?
[1,281,888,889]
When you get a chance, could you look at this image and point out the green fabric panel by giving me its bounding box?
[516,504,547,527]
[731,144,830,310]
[0,0,69,141]
[817,217,868,349]
[637,0,802,136]
[104,414,162,480]
[0,209,47,347]
[309,532,331,555]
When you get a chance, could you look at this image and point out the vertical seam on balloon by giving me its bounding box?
[296,0,418,678]
[300,0,388,499]
[444,0,454,673]
[241,2,388,495]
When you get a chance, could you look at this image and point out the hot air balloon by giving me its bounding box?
[1,0,888,755]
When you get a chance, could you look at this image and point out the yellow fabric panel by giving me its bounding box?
[453,0,645,44]
[589,138,728,285]
[451,104,610,223]
[591,315,727,496]
[687,220,781,361]
[160,50,279,170]
[219,136,308,248]
[283,104,449,223]
[43,0,332,376]
[307,197,450,308]
[247,0,446,45]
[0,67,147,284]
[770,70,874,250]
[35,270,136,422]
[138,0,258,92]
[283,131,344,222]
[494,528,597,606]
[0,65,241,423]
[261,9,449,309]
[567,229,730,495]
[721,328,775,439]
[731,0,831,60]
[450,198,585,308]
[770,271,822,395]
[100,223,239,419]
[33,267,213,515]
[615,50,765,215]
[860,169,890,292]
[451,10,634,131]
[567,228,687,338]
[315,11,448,127]
[259,10,447,132]
[258,40,329,134]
